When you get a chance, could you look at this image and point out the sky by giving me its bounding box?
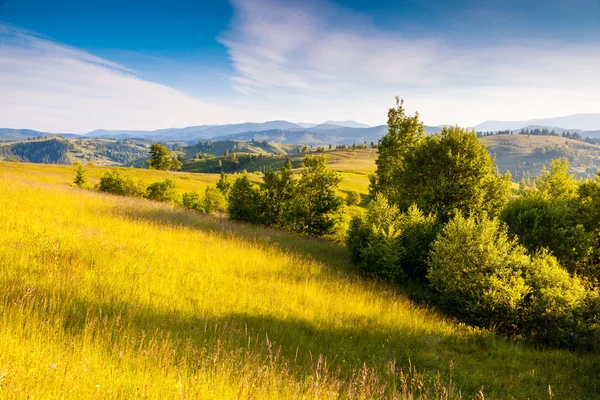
[0,0,599,133]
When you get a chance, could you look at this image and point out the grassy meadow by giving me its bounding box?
[1,161,599,398]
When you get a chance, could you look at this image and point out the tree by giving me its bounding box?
[224,149,229,158]
[145,178,179,203]
[216,172,232,195]
[182,191,202,211]
[147,144,180,171]
[97,169,146,198]
[73,163,87,187]
[202,186,227,214]
[285,158,293,170]
[258,164,296,227]
[289,156,344,236]
[228,175,260,222]
[536,158,577,199]
[427,214,530,332]
[369,97,424,201]
[394,126,511,222]
[345,191,361,206]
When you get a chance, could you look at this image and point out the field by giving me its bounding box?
[1,161,599,398]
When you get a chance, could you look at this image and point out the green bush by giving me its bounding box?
[97,169,145,198]
[145,179,179,204]
[345,191,361,206]
[202,186,227,214]
[347,196,404,280]
[228,175,260,222]
[521,250,589,348]
[182,191,202,211]
[427,214,530,333]
[397,205,438,280]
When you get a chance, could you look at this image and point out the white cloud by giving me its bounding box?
[0,24,244,133]
[221,0,600,126]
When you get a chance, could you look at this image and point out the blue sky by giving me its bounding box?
[1,0,599,132]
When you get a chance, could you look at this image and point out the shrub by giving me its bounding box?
[97,169,145,198]
[182,191,202,211]
[427,214,530,333]
[145,179,179,204]
[228,175,261,222]
[397,205,438,280]
[346,191,361,206]
[346,196,404,280]
[202,186,227,214]
[73,163,87,187]
[258,166,296,228]
[521,250,589,348]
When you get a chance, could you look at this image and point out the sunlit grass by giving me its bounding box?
[0,162,599,398]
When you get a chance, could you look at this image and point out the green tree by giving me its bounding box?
[345,191,361,206]
[228,175,260,222]
[145,178,179,203]
[182,191,202,211]
[536,158,577,199]
[216,172,232,195]
[97,169,145,198]
[73,163,87,187]
[224,149,229,158]
[427,214,530,333]
[258,164,296,227]
[147,144,180,171]
[369,97,424,201]
[289,156,344,236]
[285,158,293,170]
[202,186,227,214]
[395,126,511,222]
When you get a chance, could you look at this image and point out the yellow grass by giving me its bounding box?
[0,162,599,398]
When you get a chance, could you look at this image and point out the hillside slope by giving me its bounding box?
[0,163,598,398]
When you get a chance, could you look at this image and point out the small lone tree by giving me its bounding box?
[73,163,87,187]
[346,191,361,206]
[147,144,181,171]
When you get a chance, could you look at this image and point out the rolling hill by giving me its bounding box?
[1,161,599,398]
[474,113,600,132]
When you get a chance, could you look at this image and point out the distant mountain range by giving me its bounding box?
[0,120,441,146]
[3,113,600,145]
[474,113,600,132]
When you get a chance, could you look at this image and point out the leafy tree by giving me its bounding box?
[228,175,260,222]
[428,214,530,333]
[285,158,293,170]
[370,97,424,201]
[97,169,145,197]
[147,144,180,171]
[73,163,87,187]
[345,191,361,206]
[396,205,439,280]
[216,172,232,195]
[396,126,511,222]
[258,164,296,227]
[145,178,179,203]
[224,149,229,158]
[202,186,227,214]
[182,191,202,211]
[289,156,344,236]
[536,158,577,199]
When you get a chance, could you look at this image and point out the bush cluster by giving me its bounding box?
[228,155,344,237]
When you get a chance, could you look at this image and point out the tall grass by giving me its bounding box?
[0,163,598,398]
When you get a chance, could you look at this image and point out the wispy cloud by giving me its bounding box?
[0,24,240,133]
[221,0,600,126]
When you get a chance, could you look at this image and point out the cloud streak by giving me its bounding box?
[0,24,240,133]
[221,0,600,126]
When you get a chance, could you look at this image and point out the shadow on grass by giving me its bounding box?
[8,282,600,399]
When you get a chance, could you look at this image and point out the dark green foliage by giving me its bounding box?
[147,144,181,171]
[501,195,595,274]
[97,169,146,198]
[4,138,71,164]
[427,214,530,333]
[289,156,344,236]
[73,163,87,187]
[346,196,404,280]
[258,165,296,228]
[345,191,361,206]
[145,179,179,204]
[228,175,261,222]
[397,126,511,223]
[346,197,437,282]
[370,98,424,201]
